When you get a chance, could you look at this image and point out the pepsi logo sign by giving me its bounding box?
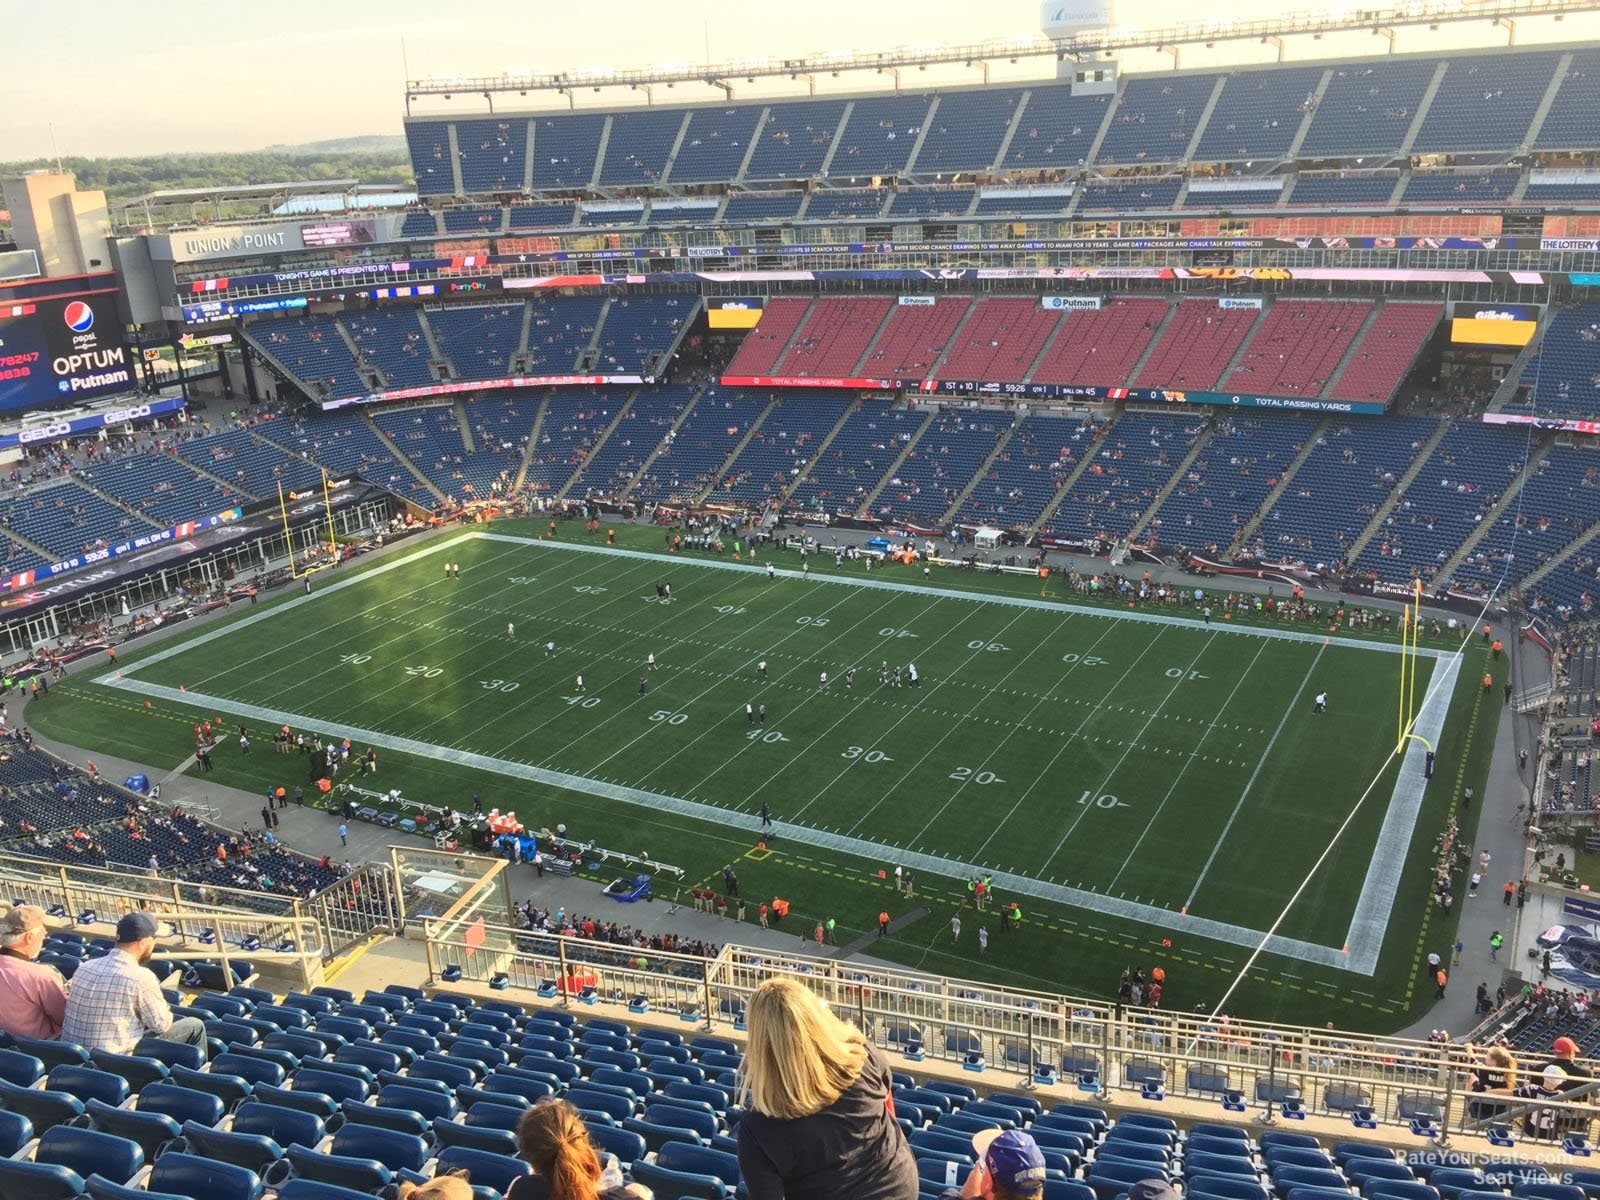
[63,302,95,334]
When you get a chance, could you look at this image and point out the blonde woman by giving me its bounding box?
[1468,1042,1518,1121]
[510,1098,649,1200]
[737,977,918,1200]
[399,1178,474,1200]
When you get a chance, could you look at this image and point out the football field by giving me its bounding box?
[34,522,1496,1025]
[69,524,1478,997]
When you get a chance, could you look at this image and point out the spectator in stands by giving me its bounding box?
[61,912,207,1058]
[737,977,918,1199]
[934,1129,1050,1200]
[399,1178,475,1200]
[0,903,66,1039]
[509,1098,648,1199]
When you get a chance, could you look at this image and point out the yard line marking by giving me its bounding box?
[906,617,1120,847]
[672,594,950,799]
[359,557,702,739]
[563,584,873,783]
[967,627,1168,865]
[819,608,1032,832]
[842,610,1070,841]
[470,533,1418,655]
[1104,637,1271,894]
[190,541,532,691]
[1041,632,1221,869]
[268,554,645,716]
[411,560,784,749]
[246,547,590,703]
[1182,641,1326,911]
[98,670,1360,969]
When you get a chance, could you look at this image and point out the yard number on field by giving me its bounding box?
[562,695,601,708]
[572,585,607,594]
[650,710,689,725]
[878,628,919,639]
[480,679,520,692]
[340,653,371,665]
[406,664,443,679]
[969,640,1009,653]
[1061,653,1106,666]
[1164,667,1209,681]
[712,605,746,616]
[507,576,538,584]
[842,746,892,763]
[948,766,1004,785]
[746,730,790,744]
[796,616,830,627]
[1078,790,1129,809]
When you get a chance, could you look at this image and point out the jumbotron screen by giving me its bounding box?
[0,294,135,414]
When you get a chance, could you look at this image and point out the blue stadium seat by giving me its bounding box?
[282,1145,391,1194]
[0,1050,43,1087]
[147,1151,263,1200]
[0,1156,89,1200]
[432,1146,531,1195]
[231,1101,325,1149]
[338,1101,429,1137]
[175,1119,283,1173]
[330,1124,429,1174]
[431,1118,517,1155]
[0,1079,85,1134]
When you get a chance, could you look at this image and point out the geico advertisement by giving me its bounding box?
[46,297,134,398]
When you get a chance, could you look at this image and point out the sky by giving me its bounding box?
[3,0,1596,159]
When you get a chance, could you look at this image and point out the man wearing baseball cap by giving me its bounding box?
[61,912,206,1058]
[936,1128,1050,1199]
[0,904,66,1039]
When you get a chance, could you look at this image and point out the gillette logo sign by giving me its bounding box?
[49,300,133,397]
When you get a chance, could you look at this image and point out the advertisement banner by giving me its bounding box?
[0,293,136,412]
[0,397,186,450]
[721,373,1389,414]
[300,220,378,249]
[1041,296,1104,310]
[1218,297,1265,310]
[162,222,308,262]
[0,504,241,593]
[321,372,648,412]
[897,296,938,306]
[1450,316,1536,347]
[182,296,308,324]
[1482,411,1600,435]
[719,374,893,391]
[707,298,765,329]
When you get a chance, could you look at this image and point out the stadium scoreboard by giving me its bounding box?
[0,293,135,414]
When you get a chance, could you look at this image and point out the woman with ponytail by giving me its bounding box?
[510,1098,651,1200]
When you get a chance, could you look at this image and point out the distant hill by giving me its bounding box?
[0,141,414,204]
[262,135,407,156]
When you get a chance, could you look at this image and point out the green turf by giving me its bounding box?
[29,520,1498,1029]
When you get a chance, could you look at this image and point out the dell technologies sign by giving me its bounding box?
[52,300,133,399]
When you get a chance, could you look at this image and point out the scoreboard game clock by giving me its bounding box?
[0,294,135,413]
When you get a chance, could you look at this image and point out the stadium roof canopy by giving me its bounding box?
[405,0,1593,108]
[112,180,404,231]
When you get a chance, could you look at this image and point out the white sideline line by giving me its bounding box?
[469,533,1419,656]
[95,529,1456,976]
[1342,649,1462,974]
[93,673,1358,970]
[1183,643,1326,911]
